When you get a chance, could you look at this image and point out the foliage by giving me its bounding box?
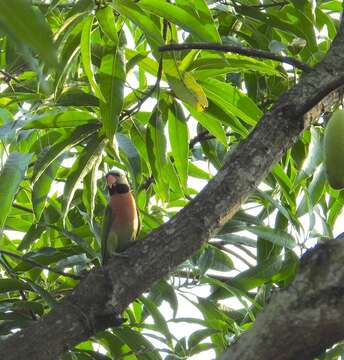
[0,0,341,359]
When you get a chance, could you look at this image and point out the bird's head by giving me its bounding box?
[106,171,129,194]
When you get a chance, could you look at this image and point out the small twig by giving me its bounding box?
[140,176,154,191]
[0,70,20,83]
[12,203,34,214]
[174,269,231,283]
[0,249,81,280]
[189,130,233,149]
[189,130,211,149]
[158,43,312,72]
[247,1,289,9]
[122,79,161,118]
[226,0,289,9]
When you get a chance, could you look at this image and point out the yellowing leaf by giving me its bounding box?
[164,50,207,111]
[166,70,208,111]
[183,72,208,111]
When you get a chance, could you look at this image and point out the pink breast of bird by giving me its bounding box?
[110,192,138,233]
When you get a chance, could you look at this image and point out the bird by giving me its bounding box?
[101,171,140,265]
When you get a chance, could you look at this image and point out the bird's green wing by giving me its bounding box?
[101,205,112,265]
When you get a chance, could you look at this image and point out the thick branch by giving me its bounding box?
[220,237,344,360]
[2,13,344,360]
[158,43,312,72]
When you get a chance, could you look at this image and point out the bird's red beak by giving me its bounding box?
[106,174,118,188]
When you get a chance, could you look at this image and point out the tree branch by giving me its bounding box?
[220,237,344,360]
[158,43,312,72]
[2,12,344,360]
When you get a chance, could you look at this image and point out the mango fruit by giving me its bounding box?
[324,109,344,189]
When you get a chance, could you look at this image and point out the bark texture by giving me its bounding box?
[1,13,344,360]
[220,236,344,360]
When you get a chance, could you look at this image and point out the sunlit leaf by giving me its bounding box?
[80,15,106,102]
[0,0,57,67]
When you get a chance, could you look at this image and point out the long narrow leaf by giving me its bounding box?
[99,48,125,141]
[32,123,100,183]
[0,152,32,230]
[81,15,106,101]
[0,0,57,67]
[168,102,189,189]
[63,136,105,221]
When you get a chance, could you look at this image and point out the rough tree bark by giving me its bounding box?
[1,13,344,360]
[220,235,344,360]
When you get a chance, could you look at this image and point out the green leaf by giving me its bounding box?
[15,247,82,271]
[32,123,100,183]
[113,327,163,360]
[57,88,99,107]
[32,155,63,221]
[215,234,256,248]
[208,245,234,272]
[12,300,44,317]
[99,48,125,141]
[80,15,106,102]
[168,102,189,190]
[22,110,99,129]
[140,296,173,347]
[96,6,119,46]
[25,279,57,309]
[146,109,167,179]
[139,0,220,42]
[63,136,105,220]
[295,127,323,185]
[163,55,208,111]
[125,49,160,78]
[188,328,219,350]
[0,279,30,293]
[186,104,227,146]
[297,165,326,217]
[192,55,282,79]
[198,244,234,274]
[18,223,45,251]
[148,280,178,319]
[82,154,102,224]
[229,256,285,292]
[116,133,142,185]
[201,78,263,126]
[188,162,211,179]
[0,0,57,67]
[113,0,164,50]
[48,225,97,259]
[0,152,32,231]
[248,225,296,250]
[320,1,343,11]
[0,121,24,143]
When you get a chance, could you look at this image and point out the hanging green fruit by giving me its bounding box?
[324,109,344,189]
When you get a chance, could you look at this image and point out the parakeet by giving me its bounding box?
[101,171,140,265]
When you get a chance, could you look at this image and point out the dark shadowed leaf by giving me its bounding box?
[0,152,32,230]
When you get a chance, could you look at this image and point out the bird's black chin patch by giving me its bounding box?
[108,183,130,195]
